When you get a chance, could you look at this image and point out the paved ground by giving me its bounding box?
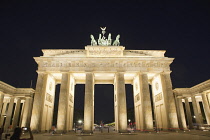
[19,130,210,140]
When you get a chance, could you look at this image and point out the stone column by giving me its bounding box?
[138,73,153,130]
[19,100,25,127]
[184,97,193,129]
[21,97,32,128]
[30,72,48,131]
[57,72,70,132]
[4,97,14,130]
[83,72,94,132]
[191,95,202,125]
[0,101,8,126]
[196,98,203,124]
[160,72,179,129]
[115,72,127,132]
[27,97,33,127]
[175,97,182,129]
[201,92,210,124]
[207,93,210,107]
[0,92,4,114]
[177,98,187,130]
[12,98,21,129]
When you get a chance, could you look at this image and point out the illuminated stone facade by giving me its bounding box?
[0,81,34,131]
[30,44,180,132]
[174,80,210,130]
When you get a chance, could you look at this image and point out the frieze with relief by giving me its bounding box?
[69,94,73,103]
[135,93,140,102]
[41,61,169,68]
[46,93,53,103]
[155,92,162,102]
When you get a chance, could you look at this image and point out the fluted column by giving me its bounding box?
[207,93,210,107]
[28,97,33,127]
[115,72,127,132]
[4,97,14,130]
[21,97,32,127]
[196,98,204,124]
[57,72,70,132]
[176,98,187,130]
[0,92,4,114]
[160,72,179,129]
[83,72,94,132]
[184,97,193,129]
[201,92,210,124]
[30,72,48,131]
[191,95,202,125]
[138,73,153,130]
[0,101,8,126]
[12,98,21,129]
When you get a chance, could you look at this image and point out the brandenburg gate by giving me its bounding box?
[30,28,179,133]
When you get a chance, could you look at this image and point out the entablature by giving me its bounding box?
[173,79,210,97]
[41,47,167,58]
[34,57,173,71]
[0,81,35,96]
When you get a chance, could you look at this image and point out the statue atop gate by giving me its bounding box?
[90,27,120,46]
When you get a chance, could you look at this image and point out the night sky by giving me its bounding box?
[0,1,210,123]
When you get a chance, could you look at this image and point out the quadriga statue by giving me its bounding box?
[113,34,120,46]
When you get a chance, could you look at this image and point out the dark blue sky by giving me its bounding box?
[0,1,210,122]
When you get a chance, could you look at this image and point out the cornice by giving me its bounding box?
[173,79,210,97]
[0,81,35,96]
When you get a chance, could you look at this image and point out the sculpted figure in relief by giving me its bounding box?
[108,33,112,45]
[113,34,120,46]
[90,34,97,46]
[90,28,120,46]
[98,34,102,45]
[98,33,108,46]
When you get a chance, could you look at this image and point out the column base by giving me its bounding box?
[56,130,67,134]
[140,129,154,132]
[81,130,93,134]
[118,130,131,133]
[168,128,180,131]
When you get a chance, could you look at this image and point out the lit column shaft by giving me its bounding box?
[0,92,4,114]
[191,95,202,125]
[139,73,153,130]
[0,102,8,126]
[4,97,14,130]
[30,72,48,131]
[207,93,210,107]
[83,72,94,132]
[21,97,32,127]
[177,98,187,130]
[196,99,204,124]
[115,72,127,132]
[12,98,21,129]
[184,97,193,129]
[160,72,179,129]
[57,72,70,132]
[201,93,210,124]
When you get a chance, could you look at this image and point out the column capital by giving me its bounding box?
[14,97,21,102]
[191,94,196,97]
[9,96,14,100]
[201,92,207,95]
[160,71,172,75]
[85,71,94,74]
[25,96,32,99]
[60,71,69,74]
[36,70,47,74]
[21,100,26,103]
[138,72,148,75]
